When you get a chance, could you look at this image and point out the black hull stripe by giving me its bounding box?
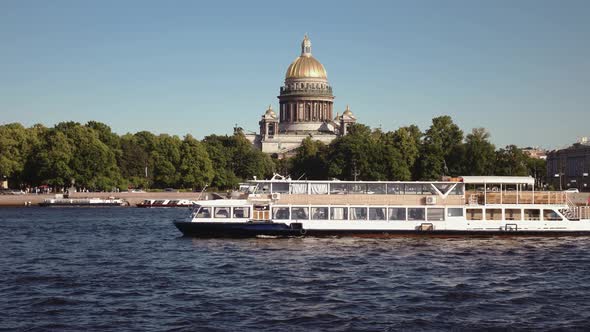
[173,222,590,238]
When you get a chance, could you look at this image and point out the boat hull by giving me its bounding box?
[174,221,299,237]
[173,221,590,238]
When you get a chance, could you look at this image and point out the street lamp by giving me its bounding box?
[554,173,563,191]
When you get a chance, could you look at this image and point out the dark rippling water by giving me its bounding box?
[2,207,590,331]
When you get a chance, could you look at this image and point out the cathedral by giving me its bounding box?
[244,35,357,156]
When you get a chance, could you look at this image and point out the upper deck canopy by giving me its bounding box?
[460,176,535,185]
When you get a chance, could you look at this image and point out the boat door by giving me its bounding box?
[505,223,518,232]
[253,205,271,221]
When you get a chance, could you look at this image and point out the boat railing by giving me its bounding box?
[580,206,590,220]
[465,191,566,205]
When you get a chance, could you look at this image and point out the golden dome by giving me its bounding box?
[285,35,328,80]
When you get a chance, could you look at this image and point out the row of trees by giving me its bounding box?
[0,116,545,191]
[0,121,273,191]
[290,116,545,182]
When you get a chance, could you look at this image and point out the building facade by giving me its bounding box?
[546,138,590,191]
[245,35,356,156]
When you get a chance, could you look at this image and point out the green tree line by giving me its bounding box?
[290,116,545,183]
[0,116,545,191]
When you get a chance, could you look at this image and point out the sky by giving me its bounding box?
[1,0,589,149]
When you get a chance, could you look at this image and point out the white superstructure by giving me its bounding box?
[176,175,590,237]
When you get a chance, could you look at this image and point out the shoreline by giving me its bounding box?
[0,191,222,207]
[1,191,588,208]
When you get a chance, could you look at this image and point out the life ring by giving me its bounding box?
[300,229,307,235]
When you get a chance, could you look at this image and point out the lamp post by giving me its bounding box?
[554,173,563,191]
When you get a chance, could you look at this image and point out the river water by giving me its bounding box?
[1,207,590,331]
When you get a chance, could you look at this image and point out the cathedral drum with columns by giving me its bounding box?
[245,35,357,156]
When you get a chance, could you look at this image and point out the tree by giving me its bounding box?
[495,145,529,176]
[178,135,214,189]
[291,137,328,179]
[53,122,122,191]
[417,116,463,180]
[202,134,239,189]
[119,134,150,188]
[29,129,74,189]
[463,128,496,175]
[0,123,31,186]
[387,125,422,179]
[202,133,274,189]
[151,134,182,188]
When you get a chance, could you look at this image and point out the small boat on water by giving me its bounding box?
[173,174,590,238]
[136,199,195,208]
[39,197,128,207]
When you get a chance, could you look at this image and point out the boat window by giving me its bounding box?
[291,207,309,220]
[367,184,386,195]
[154,200,165,204]
[310,183,329,195]
[290,183,308,194]
[543,209,562,221]
[524,209,541,221]
[350,207,367,220]
[423,184,437,195]
[408,208,425,221]
[348,184,367,194]
[427,208,445,221]
[387,184,404,195]
[214,207,230,218]
[369,207,386,220]
[466,208,483,221]
[259,183,271,193]
[485,209,502,221]
[311,207,329,220]
[271,183,289,193]
[434,183,453,195]
[505,209,521,221]
[330,207,348,220]
[196,207,211,218]
[233,207,250,219]
[449,184,465,195]
[447,208,463,217]
[405,184,422,195]
[388,208,406,221]
[272,207,290,220]
[169,200,179,204]
[330,183,348,195]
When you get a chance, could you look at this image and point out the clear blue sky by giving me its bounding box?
[1,0,588,149]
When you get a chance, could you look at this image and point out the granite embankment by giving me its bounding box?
[1,191,589,207]
[0,191,222,207]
